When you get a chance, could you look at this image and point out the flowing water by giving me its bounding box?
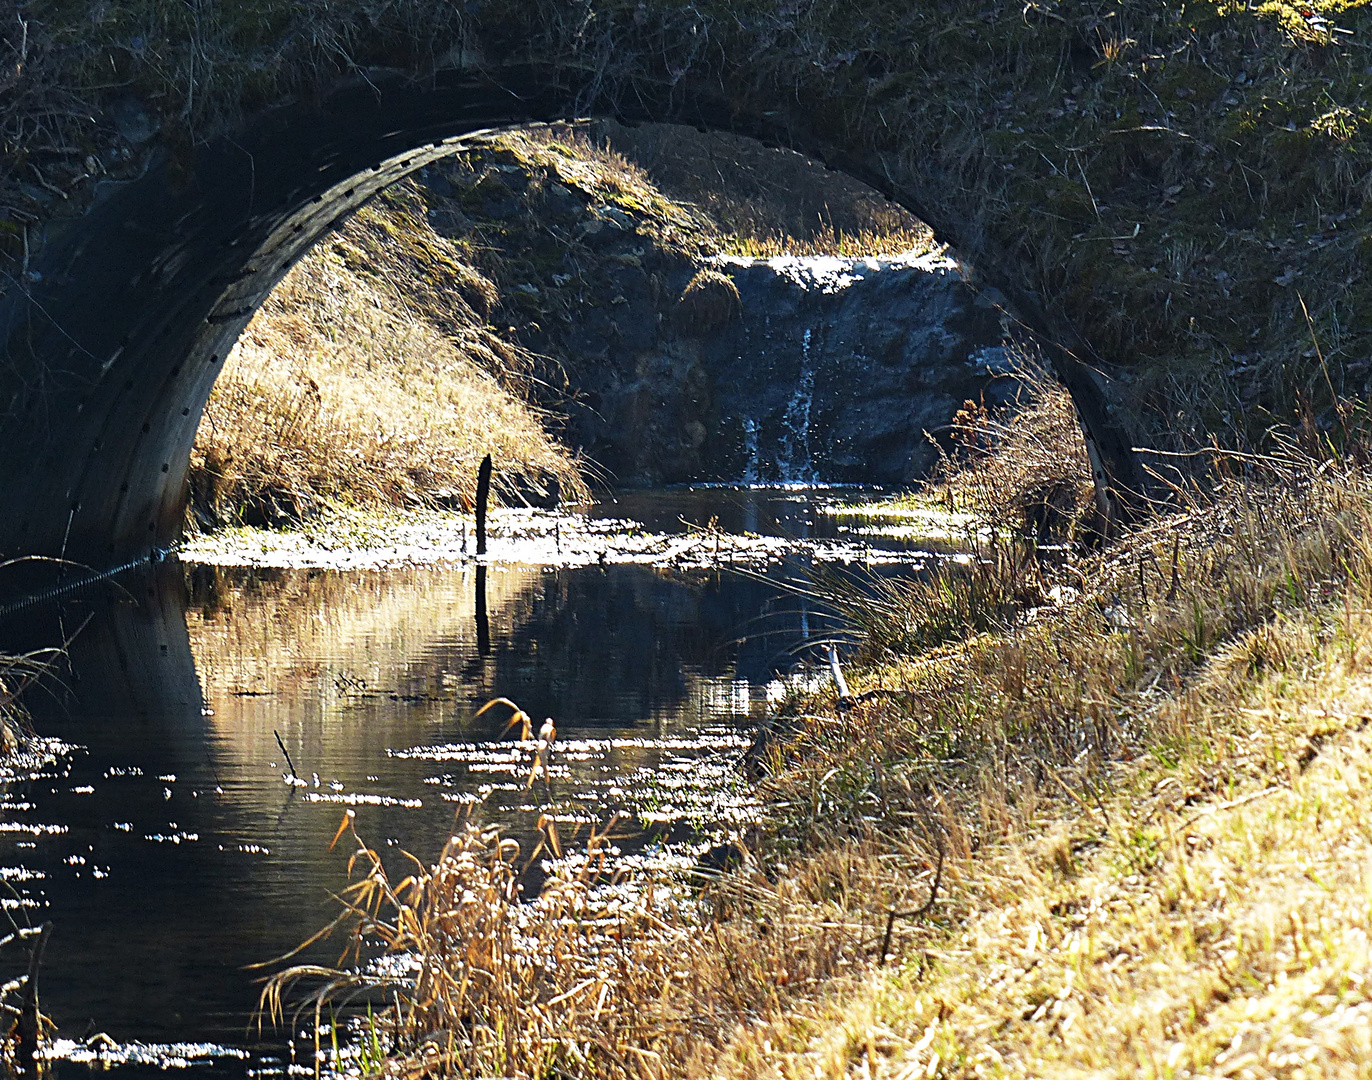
[0,488,960,1077]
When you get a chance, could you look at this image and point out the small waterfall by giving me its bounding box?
[708,248,1002,489]
[740,416,760,485]
[779,327,817,483]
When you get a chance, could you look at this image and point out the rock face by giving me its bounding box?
[405,149,1012,489]
[701,254,1010,485]
[563,253,1011,487]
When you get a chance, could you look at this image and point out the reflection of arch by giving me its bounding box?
[0,68,1142,571]
[0,563,204,721]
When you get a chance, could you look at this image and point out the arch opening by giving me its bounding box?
[187,120,1014,535]
[0,72,1137,578]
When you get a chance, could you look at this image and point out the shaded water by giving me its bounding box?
[0,489,951,1075]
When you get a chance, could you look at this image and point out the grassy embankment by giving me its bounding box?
[593,121,935,259]
[186,148,589,531]
[260,370,1372,1078]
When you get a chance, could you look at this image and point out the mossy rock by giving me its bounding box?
[674,270,741,336]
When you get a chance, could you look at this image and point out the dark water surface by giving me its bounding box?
[0,488,936,1075]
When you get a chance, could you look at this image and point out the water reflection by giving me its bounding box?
[0,488,943,1071]
[475,564,491,657]
[0,562,809,1064]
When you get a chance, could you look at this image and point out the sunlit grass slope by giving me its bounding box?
[187,175,589,530]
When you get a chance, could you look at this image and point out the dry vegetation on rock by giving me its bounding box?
[939,355,1099,544]
[593,121,936,258]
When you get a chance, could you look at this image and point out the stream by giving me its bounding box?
[0,488,963,1077]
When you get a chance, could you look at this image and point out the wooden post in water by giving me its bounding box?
[475,454,492,557]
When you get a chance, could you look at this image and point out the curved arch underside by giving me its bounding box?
[0,67,1138,571]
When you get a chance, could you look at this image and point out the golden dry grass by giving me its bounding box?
[523,124,934,260]
[714,220,937,260]
[509,126,719,254]
[188,205,587,530]
[592,121,936,260]
[0,648,43,755]
[937,355,1097,544]
[707,448,1372,1078]
[725,603,1372,1079]
[258,449,1372,1079]
[262,809,890,1080]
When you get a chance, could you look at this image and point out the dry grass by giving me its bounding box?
[189,217,587,530]
[592,121,935,259]
[0,648,43,755]
[258,432,1372,1078]
[936,354,1097,544]
[708,445,1372,1077]
[723,578,1372,1078]
[812,538,1053,663]
[714,220,937,260]
[508,126,718,252]
[260,809,885,1080]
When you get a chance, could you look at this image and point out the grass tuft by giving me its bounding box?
[675,268,741,335]
[938,353,1098,545]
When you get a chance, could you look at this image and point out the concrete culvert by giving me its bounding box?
[675,269,741,336]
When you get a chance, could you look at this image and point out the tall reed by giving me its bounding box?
[261,807,887,1080]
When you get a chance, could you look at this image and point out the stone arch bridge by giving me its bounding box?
[0,27,1156,575]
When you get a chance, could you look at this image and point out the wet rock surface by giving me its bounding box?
[553,250,1012,486]
[415,146,1011,488]
[696,254,1012,485]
